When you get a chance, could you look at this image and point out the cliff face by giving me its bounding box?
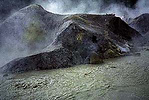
[0,4,140,74]
[129,13,149,46]
[130,13,149,35]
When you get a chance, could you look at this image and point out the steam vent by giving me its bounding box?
[1,3,149,100]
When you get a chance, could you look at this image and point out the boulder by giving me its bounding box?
[1,48,83,74]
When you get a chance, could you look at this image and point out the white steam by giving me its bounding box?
[35,0,103,14]
[36,0,149,19]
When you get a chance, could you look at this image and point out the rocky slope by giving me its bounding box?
[0,4,64,51]
[0,4,64,66]
[130,13,149,46]
[0,4,140,74]
[130,13,149,35]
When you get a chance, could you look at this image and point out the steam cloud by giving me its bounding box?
[36,0,149,19]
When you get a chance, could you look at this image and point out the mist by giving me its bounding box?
[36,0,149,19]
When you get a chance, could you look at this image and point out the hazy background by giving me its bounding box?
[0,0,140,23]
[36,0,149,19]
[0,0,149,23]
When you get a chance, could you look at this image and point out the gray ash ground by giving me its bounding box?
[0,46,149,100]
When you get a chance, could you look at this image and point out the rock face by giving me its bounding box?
[1,48,82,74]
[130,13,149,35]
[129,13,149,46]
[0,5,140,73]
[54,14,139,61]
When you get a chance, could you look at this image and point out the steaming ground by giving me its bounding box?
[0,46,149,99]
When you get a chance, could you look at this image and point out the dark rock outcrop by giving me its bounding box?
[1,48,82,74]
[129,13,149,34]
[0,5,140,74]
[129,13,149,46]
[54,14,139,62]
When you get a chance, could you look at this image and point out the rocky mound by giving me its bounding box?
[0,4,140,74]
[0,4,64,52]
[53,14,139,61]
[1,48,83,73]
[129,13,149,46]
[129,13,149,35]
[0,4,65,66]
